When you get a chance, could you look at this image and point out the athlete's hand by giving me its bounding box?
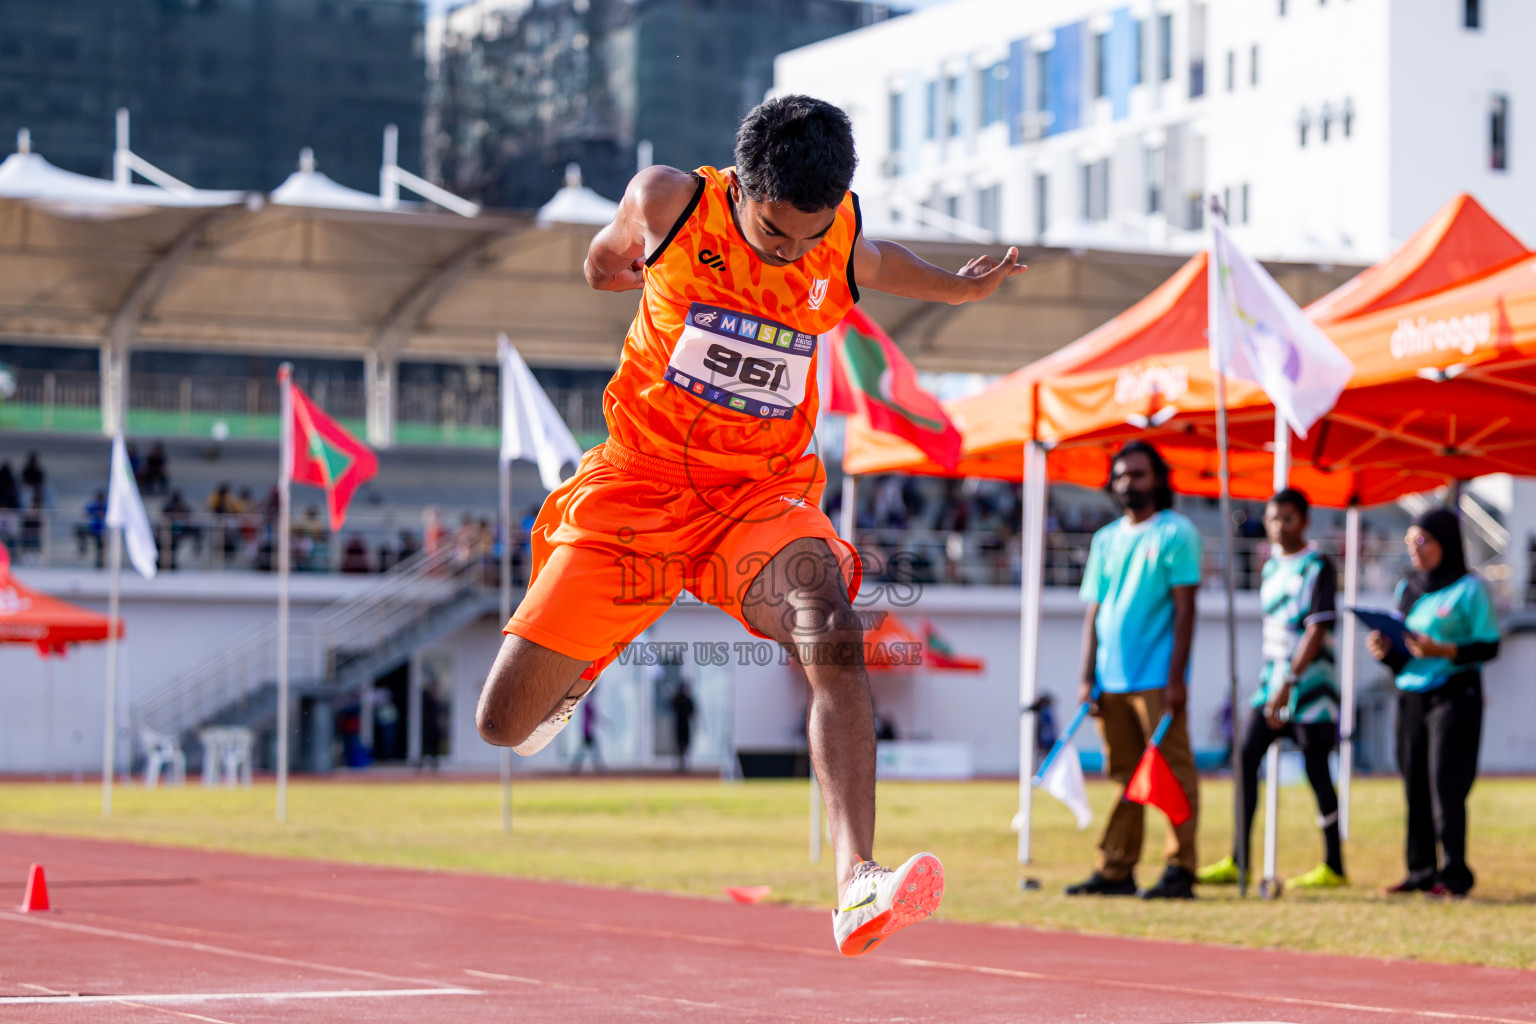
[1164,678,1187,714]
[952,246,1026,304]
[585,256,645,292]
[1366,631,1391,661]
[1404,632,1456,660]
[1078,679,1100,718]
[1264,687,1291,730]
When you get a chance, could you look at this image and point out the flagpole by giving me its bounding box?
[1017,438,1048,867]
[277,364,293,824]
[499,452,513,835]
[101,523,122,817]
[1209,198,1247,898]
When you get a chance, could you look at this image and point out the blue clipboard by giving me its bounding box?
[1346,606,1412,656]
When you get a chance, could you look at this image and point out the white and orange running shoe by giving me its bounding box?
[832,852,944,957]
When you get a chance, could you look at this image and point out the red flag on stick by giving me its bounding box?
[1126,728,1192,826]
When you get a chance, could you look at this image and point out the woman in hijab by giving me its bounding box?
[1366,506,1499,897]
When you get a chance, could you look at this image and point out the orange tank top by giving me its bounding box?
[603,166,861,481]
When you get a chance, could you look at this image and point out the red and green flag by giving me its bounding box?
[289,381,378,531]
[921,621,985,672]
[826,307,963,471]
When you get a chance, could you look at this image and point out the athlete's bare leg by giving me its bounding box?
[476,634,593,748]
[742,537,874,894]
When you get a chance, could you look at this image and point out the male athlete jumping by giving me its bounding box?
[476,95,1023,956]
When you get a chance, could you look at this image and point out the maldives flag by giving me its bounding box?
[922,621,984,671]
[290,381,378,531]
[827,308,963,471]
[1126,743,1192,826]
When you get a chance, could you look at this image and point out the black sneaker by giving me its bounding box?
[1065,872,1138,896]
[1139,865,1196,900]
[1384,875,1435,895]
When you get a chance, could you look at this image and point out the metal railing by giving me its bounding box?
[0,367,608,445]
[132,546,494,741]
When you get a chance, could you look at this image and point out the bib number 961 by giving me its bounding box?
[702,343,789,392]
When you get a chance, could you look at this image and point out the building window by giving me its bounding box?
[1320,102,1333,143]
[925,80,938,140]
[1082,158,1110,222]
[1465,0,1481,29]
[1342,97,1354,137]
[1133,19,1145,85]
[1251,44,1259,86]
[945,194,960,221]
[977,185,1001,234]
[1222,187,1232,223]
[1278,0,1287,14]
[1226,50,1235,92]
[1188,192,1205,231]
[1158,13,1173,81]
[1094,32,1109,98]
[946,75,962,137]
[1145,145,1165,215]
[1034,50,1051,112]
[981,62,1007,127]
[1491,93,1509,171]
[1035,173,1049,238]
[889,92,903,153]
[1298,108,1309,147]
[1241,183,1250,224]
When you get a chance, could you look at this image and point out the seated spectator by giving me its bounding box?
[293,505,328,570]
[20,451,45,507]
[159,490,196,570]
[0,462,17,510]
[76,490,107,569]
[142,442,170,495]
[341,534,371,573]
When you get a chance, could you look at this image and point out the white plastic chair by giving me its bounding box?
[141,728,186,788]
[199,727,254,787]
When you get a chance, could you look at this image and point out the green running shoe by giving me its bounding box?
[1290,863,1347,889]
[1195,855,1240,885]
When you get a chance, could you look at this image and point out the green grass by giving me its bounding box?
[2,776,1532,969]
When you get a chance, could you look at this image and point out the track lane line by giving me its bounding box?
[0,912,467,991]
[210,880,1536,1024]
[0,988,482,1006]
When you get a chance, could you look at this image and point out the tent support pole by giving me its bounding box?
[1017,441,1048,865]
[102,526,122,817]
[1261,417,1291,892]
[1339,503,1360,841]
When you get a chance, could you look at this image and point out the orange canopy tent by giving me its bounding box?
[1039,200,1532,506]
[845,194,1527,507]
[0,566,123,656]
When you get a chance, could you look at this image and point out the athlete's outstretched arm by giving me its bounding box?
[852,234,1025,305]
[583,166,698,292]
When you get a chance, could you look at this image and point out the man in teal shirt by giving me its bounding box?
[1069,441,1202,899]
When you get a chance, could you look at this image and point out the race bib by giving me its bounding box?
[664,302,816,419]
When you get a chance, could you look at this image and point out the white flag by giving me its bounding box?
[499,334,584,491]
[1209,219,1354,438]
[105,434,157,579]
[1041,739,1093,830]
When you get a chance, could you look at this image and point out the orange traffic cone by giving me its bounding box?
[18,863,50,912]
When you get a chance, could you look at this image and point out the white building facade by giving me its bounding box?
[774,0,1534,263]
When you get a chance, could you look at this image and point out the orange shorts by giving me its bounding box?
[505,439,862,682]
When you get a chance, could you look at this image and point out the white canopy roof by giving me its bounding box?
[270,148,416,212]
[535,163,620,226]
[0,151,246,219]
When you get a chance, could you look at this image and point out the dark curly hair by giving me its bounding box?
[1269,487,1310,517]
[733,95,857,213]
[1110,440,1174,511]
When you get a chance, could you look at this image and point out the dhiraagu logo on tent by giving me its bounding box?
[841,329,948,433]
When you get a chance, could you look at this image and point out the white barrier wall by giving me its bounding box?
[4,571,1529,777]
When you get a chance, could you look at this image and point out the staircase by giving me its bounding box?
[132,547,500,769]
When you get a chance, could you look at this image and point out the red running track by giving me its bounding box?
[1,832,1532,1023]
